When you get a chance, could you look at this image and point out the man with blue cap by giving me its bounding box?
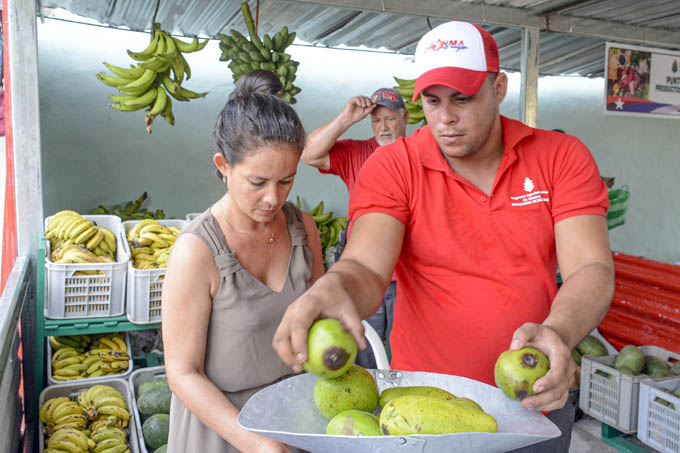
[302,87,409,369]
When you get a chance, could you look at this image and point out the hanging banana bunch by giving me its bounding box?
[393,77,426,125]
[217,2,301,103]
[96,23,209,133]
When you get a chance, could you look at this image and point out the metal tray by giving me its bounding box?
[238,369,561,452]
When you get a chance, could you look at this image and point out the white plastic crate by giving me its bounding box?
[38,377,140,453]
[122,220,186,325]
[46,333,134,385]
[638,376,680,453]
[129,365,167,453]
[44,215,127,319]
[185,212,201,222]
[579,345,680,433]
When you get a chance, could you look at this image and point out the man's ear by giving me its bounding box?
[213,153,229,179]
[494,72,508,103]
[403,108,409,123]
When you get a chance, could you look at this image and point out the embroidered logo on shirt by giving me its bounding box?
[511,177,550,206]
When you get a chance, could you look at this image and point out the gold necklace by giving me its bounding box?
[220,201,275,244]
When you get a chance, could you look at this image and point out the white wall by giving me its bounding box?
[37,19,680,263]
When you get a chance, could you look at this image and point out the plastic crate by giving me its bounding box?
[129,365,167,453]
[185,212,201,222]
[38,377,140,453]
[44,215,127,319]
[638,376,680,453]
[122,219,186,325]
[46,333,134,385]
[579,345,680,433]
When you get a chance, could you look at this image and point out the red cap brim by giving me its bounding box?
[413,67,488,101]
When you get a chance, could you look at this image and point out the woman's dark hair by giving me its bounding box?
[214,70,306,179]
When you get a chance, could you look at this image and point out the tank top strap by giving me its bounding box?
[282,202,307,247]
[180,208,242,275]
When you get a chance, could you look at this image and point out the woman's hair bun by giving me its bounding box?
[228,69,283,102]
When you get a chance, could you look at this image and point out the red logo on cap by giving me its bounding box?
[373,91,399,103]
[426,39,468,53]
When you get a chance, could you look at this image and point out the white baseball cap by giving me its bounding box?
[413,21,500,100]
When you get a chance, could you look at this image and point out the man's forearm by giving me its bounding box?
[325,257,389,319]
[302,115,354,168]
[543,261,614,348]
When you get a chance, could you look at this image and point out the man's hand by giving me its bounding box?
[509,322,576,412]
[272,271,367,373]
[339,96,376,127]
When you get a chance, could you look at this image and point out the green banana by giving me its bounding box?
[103,62,146,79]
[126,29,161,61]
[96,73,134,87]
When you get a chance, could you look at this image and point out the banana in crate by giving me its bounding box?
[49,333,130,382]
[45,211,118,275]
[40,384,133,452]
[218,3,301,103]
[127,219,181,269]
[97,22,208,133]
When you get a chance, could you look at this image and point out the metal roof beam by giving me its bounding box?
[285,0,680,49]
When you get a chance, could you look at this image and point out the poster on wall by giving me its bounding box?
[605,42,680,118]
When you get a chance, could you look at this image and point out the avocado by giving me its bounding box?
[576,335,608,357]
[379,386,456,408]
[642,355,670,376]
[314,364,379,419]
[494,347,550,400]
[614,345,644,375]
[325,409,382,436]
[650,369,675,380]
[672,361,680,375]
[379,395,497,435]
[572,349,582,366]
[304,319,357,379]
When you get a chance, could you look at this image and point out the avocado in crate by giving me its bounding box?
[579,344,680,433]
[637,376,680,453]
[47,333,134,385]
[130,366,171,452]
[38,379,139,453]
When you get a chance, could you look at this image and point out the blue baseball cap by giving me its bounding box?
[370,88,406,110]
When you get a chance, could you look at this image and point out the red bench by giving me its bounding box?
[597,251,680,354]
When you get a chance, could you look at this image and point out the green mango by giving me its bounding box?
[379,386,456,408]
[451,397,484,412]
[325,409,382,436]
[642,355,670,376]
[572,349,582,366]
[494,347,550,400]
[314,365,379,419]
[576,335,608,357]
[379,395,497,435]
[614,345,644,375]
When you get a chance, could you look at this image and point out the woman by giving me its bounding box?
[162,70,324,452]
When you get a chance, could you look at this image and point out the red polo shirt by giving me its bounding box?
[320,138,379,196]
[349,116,608,385]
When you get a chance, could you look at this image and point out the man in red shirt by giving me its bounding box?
[301,88,408,368]
[276,21,613,452]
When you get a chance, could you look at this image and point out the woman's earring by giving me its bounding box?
[222,174,227,184]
